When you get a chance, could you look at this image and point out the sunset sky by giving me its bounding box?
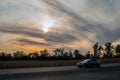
[0,0,120,54]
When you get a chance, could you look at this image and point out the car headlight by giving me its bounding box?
[77,63,79,65]
[77,62,82,65]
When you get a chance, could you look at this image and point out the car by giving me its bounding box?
[76,59,101,68]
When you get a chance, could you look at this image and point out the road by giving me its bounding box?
[0,63,120,80]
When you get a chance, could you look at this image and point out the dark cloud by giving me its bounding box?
[87,0,120,14]
[97,27,120,43]
[17,38,50,46]
[45,32,77,43]
[0,24,44,38]
[0,23,77,43]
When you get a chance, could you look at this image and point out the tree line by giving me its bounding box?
[93,42,120,58]
[0,42,120,60]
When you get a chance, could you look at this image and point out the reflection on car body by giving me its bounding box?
[77,59,101,68]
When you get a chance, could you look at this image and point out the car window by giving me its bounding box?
[89,59,98,62]
[81,59,100,64]
[91,60,96,61]
[82,59,90,63]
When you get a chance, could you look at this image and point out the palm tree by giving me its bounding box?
[115,44,120,56]
[93,42,99,58]
[40,49,49,57]
[54,48,64,57]
[105,42,112,58]
[98,45,104,58]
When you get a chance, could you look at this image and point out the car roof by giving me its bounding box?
[90,59,100,61]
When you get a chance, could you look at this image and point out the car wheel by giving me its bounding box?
[84,65,88,68]
[78,66,82,68]
[96,65,100,68]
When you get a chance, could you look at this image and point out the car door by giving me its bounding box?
[89,60,96,66]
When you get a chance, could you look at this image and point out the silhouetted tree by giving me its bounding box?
[73,50,83,59]
[40,49,49,59]
[98,45,104,58]
[85,51,91,59]
[115,44,120,57]
[60,48,64,56]
[63,52,69,59]
[28,51,39,59]
[5,53,12,60]
[13,50,25,60]
[54,48,64,57]
[111,46,116,57]
[1,42,120,60]
[0,51,6,60]
[105,42,113,58]
[93,42,99,58]
[68,50,73,59]
[54,49,60,56]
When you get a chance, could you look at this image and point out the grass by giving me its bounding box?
[0,60,79,69]
[100,58,120,63]
[0,58,120,69]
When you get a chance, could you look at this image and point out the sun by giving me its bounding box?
[41,16,55,32]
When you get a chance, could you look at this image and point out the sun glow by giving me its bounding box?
[41,16,55,32]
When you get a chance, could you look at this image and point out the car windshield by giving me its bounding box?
[81,59,90,63]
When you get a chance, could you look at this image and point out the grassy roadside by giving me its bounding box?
[0,58,120,69]
[0,60,78,69]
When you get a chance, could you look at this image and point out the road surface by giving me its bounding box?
[0,63,120,80]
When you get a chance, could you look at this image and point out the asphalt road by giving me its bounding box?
[0,63,120,80]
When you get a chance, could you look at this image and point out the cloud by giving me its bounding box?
[17,38,50,46]
[0,23,44,38]
[0,23,77,43]
[45,32,77,43]
[0,0,120,53]
[47,0,119,40]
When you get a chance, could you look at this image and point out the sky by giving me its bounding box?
[0,0,120,54]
